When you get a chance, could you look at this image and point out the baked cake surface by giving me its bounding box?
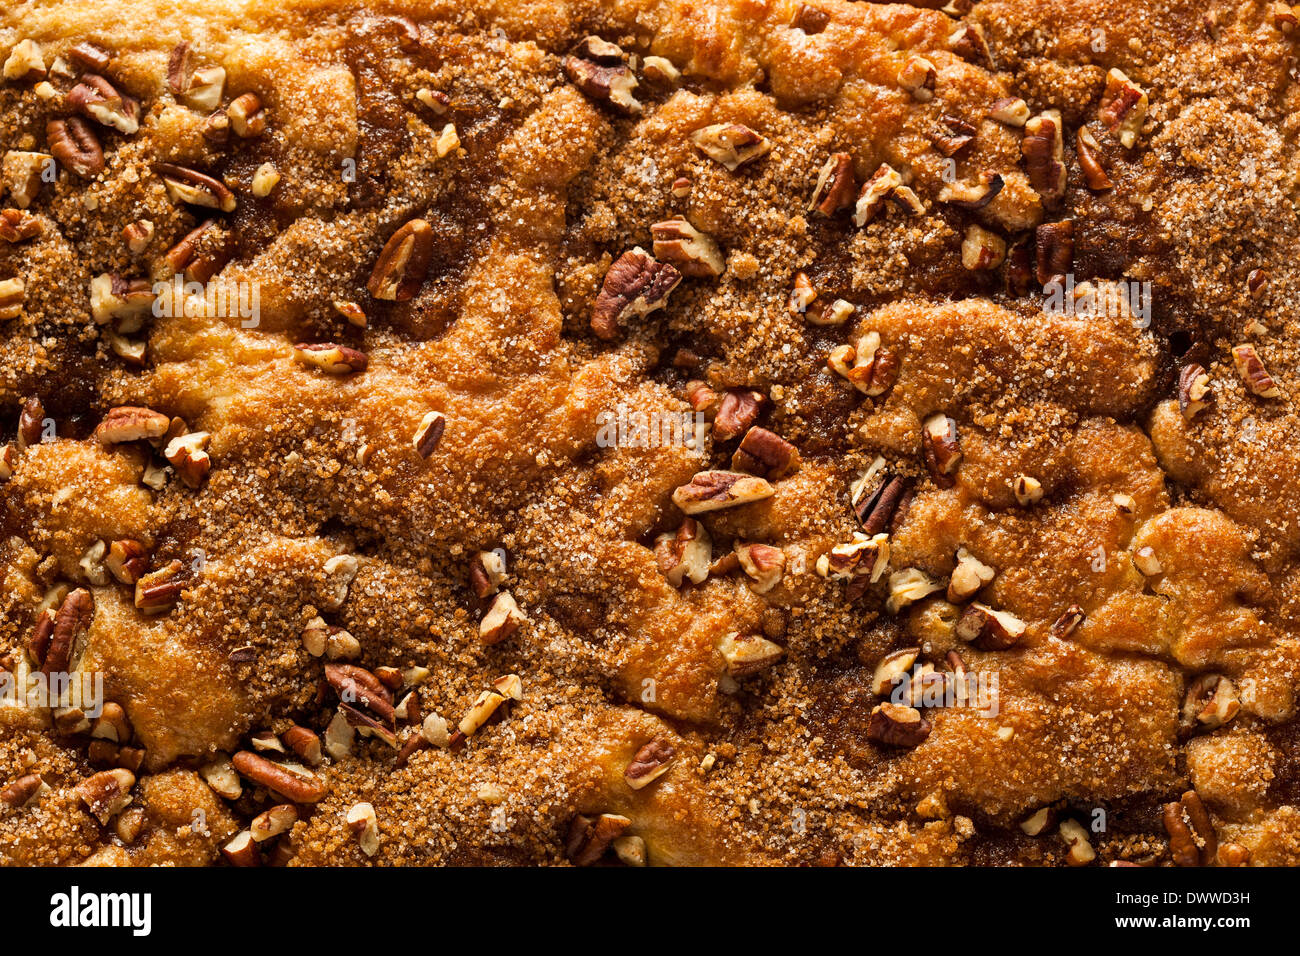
[1,0,1298,866]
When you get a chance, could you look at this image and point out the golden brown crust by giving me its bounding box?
[1,0,1299,867]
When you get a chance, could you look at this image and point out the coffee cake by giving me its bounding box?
[1,0,1299,866]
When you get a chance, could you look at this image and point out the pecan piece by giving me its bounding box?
[735,542,786,593]
[480,591,528,645]
[469,550,508,599]
[938,170,1004,210]
[155,163,237,212]
[367,218,434,301]
[961,224,1006,270]
[76,768,135,825]
[827,331,899,396]
[871,648,920,696]
[885,568,943,614]
[105,539,150,585]
[690,123,772,171]
[1231,344,1281,398]
[164,219,229,284]
[46,118,104,178]
[135,560,185,612]
[712,388,768,442]
[164,431,211,488]
[852,463,912,536]
[227,92,267,137]
[809,152,857,216]
[1,150,52,208]
[1,773,45,809]
[650,218,725,277]
[1021,110,1067,210]
[625,737,676,790]
[94,406,170,444]
[792,3,831,33]
[989,97,1030,127]
[898,54,936,101]
[40,588,93,676]
[68,74,140,135]
[853,163,923,226]
[1178,363,1215,420]
[220,831,260,867]
[921,413,961,486]
[948,22,994,67]
[672,470,775,515]
[955,602,1027,650]
[0,209,41,243]
[1163,790,1216,867]
[16,396,43,449]
[325,663,394,723]
[654,518,712,587]
[590,248,681,340]
[566,813,631,866]
[947,547,995,602]
[231,751,328,804]
[867,702,931,748]
[1075,127,1113,191]
[121,219,154,254]
[293,343,368,375]
[69,42,112,73]
[565,37,641,114]
[89,273,155,327]
[3,40,46,81]
[1098,68,1148,149]
[413,410,445,457]
[718,631,784,677]
[732,426,800,479]
[930,115,977,157]
[1051,604,1085,638]
[1035,219,1074,285]
[1182,674,1241,730]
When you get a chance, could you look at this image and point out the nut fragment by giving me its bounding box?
[1,773,46,809]
[221,830,260,867]
[293,343,368,375]
[163,431,211,488]
[469,550,508,599]
[886,568,943,614]
[94,406,170,445]
[938,170,1004,210]
[250,804,298,843]
[90,273,155,326]
[930,115,977,157]
[227,92,267,137]
[200,756,243,800]
[367,218,433,301]
[713,388,768,442]
[809,152,856,216]
[641,56,681,85]
[650,218,725,277]
[947,547,995,602]
[231,750,327,803]
[672,470,775,515]
[346,802,380,856]
[1098,68,1148,149]
[68,74,140,134]
[480,591,528,645]
[948,22,994,67]
[827,331,899,397]
[1035,219,1074,285]
[46,118,104,178]
[457,689,509,737]
[1183,673,1241,730]
[988,97,1030,127]
[1060,819,1096,866]
[76,768,135,824]
[564,37,640,113]
[625,737,676,790]
[1051,604,1085,638]
[735,542,786,594]
[0,277,24,321]
[731,426,800,479]
[718,631,784,677]
[155,163,237,212]
[2,151,52,208]
[853,163,923,226]
[867,702,931,747]
[654,518,712,587]
[613,834,648,866]
[3,39,46,81]
[251,162,280,197]
[1163,790,1216,867]
[121,219,154,254]
[1231,344,1281,399]
[106,539,150,585]
[897,54,936,101]
[961,224,1006,270]
[1021,110,1066,210]
[690,123,772,171]
[816,532,890,599]
[566,812,631,866]
[921,413,962,486]
[134,560,185,612]
[1020,806,1057,836]
[871,647,920,696]
[1075,127,1113,191]
[590,247,681,340]
[0,208,38,244]
[1011,475,1043,505]
[68,41,111,73]
[413,410,446,458]
[956,602,1027,650]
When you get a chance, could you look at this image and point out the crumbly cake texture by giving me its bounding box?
[1,0,1298,867]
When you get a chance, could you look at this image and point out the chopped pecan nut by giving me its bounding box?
[886,568,943,614]
[68,41,111,73]
[3,39,46,81]
[68,74,140,134]
[789,271,817,313]
[654,518,712,587]
[713,388,768,441]
[227,92,267,137]
[1,773,45,809]
[367,218,434,301]
[930,115,977,157]
[1035,219,1074,285]
[76,768,135,825]
[17,396,43,449]
[164,219,229,284]
[898,54,936,101]
[651,217,725,277]
[231,750,328,804]
[413,410,446,458]
[1011,474,1043,505]
[948,22,994,67]
[816,533,890,596]
[672,470,775,515]
[458,689,509,737]
[731,426,800,479]
[155,163,237,212]
[961,224,1006,270]
[921,413,961,486]
[989,97,1030,127]
[947,547,995,602]
[690,123,772,171]
[293,343,368,375]
[346,802,381,856]
[792,3,831,32]
[852,462,912,535]
[1182,674,1241,730]
[121,219,154,254]
[1075,127,1113,191]
[853,163,923,226]
[164,431,211,488]
[469,550,508,599]
[718,631,784,677]
[221,831,260,867]
[827,331,899,396]
[956,602,1027,650]
[2,150,52,208]
[870,647,920,696]
[1163,790,1216,867]
[1051,604,1085,638]
[105,539,150,585]
[809,152,857,216]
[135,560,185,612]
[0,208,40,243]
[566,813,631,866]
[867,702,931,747]
[46,118,104,178]
[938,170,1004,210]
[1060,819,1096,866]
[1021,110,1067,210]
[250,804,298,843]
[735,542,786,593]
[1275,2,1300,32]
[95,406,170,444]
[1020,806,1058,836]
[565,37,640,113]
[90,273,155,327]
[40,588,93,676]
[590,247,681,340]
[1098,69,1148,149]
[1178,363,1215,419]
[625,737,676,790]
[1231,344,1281,398]
[480,591,528,645]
